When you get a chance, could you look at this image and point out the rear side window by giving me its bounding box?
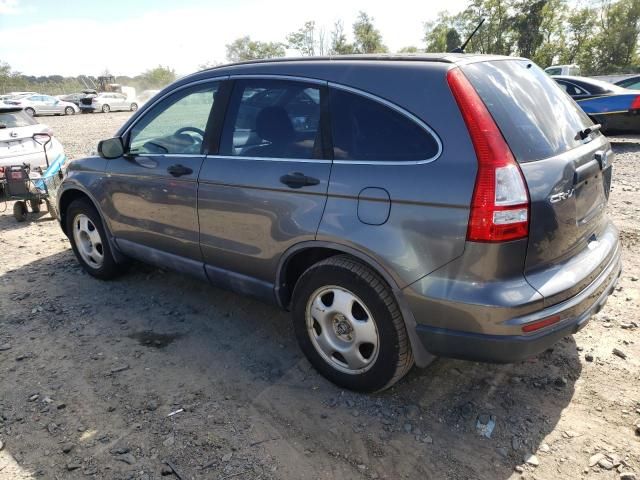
[329,88,439,161]
[555,80,588,96]
[220,79,322,160]
[462,60,595,162]
[0,110,37,128]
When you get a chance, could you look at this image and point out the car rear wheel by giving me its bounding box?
[24,107,35,117]
[64,106,74,115]
[291,255,414,392]
[130,103,138,112]
[66,198,125,280]
[102,104,110,113]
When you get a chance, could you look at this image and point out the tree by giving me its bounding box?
[513,0,547,59]
[595,0,640,73]
[352,12,388,53]
[329,20,355,54]
[398,46,420,53]
[139,65,176,89]
[225,36,286,62]
[445,28,462,51]
[287,21,326,56]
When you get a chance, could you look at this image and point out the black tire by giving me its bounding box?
[130,103,138,112]
[13,201,27,222]
[28,199,41,213]
[64,106,74,115]
[291,255,414,392]
[102,104,110,113]
[45,199,58,219]
[25,107,35,117]
[65,198,125,280]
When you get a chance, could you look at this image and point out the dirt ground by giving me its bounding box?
[0,112,639,480]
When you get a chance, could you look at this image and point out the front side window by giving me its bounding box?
[128,82,219,155]
[220,79,322,159]
[329,88,439,161]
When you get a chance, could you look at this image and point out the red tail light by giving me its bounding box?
[447,67,530,243]
[630,95,640,111]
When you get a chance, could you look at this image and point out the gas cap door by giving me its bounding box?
[357,187,391,226]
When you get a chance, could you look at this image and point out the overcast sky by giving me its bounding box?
[0,0,469,77]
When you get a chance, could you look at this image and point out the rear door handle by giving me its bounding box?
[280,172,320,189]
[167,164,193,177]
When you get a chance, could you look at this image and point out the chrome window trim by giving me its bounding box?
[206,155,330,164]
[122,76,229,139]
[228,74,327,85]
[327,82,443,165]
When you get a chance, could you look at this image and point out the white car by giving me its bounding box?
[79,92,138,113]
[0,106,66,170]
[4,94,80,116]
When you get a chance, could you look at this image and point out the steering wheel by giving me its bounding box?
[175,126,205,139]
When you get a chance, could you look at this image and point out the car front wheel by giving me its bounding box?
[65,106,75,115]
[130,103,138,112]
[292,255,414,392]
[66,198,126,280]
[24,107,35,116]
[101,104,110,113]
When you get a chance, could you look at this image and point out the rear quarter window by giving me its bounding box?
[463,60,595,162]
[329,88,440,162]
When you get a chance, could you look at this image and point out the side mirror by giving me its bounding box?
[98,137,124,159]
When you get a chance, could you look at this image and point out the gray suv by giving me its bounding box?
[57,55,622,392]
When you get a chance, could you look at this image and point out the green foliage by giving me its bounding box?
[287,21,326,56]
[398,46,421,53]
[424,0,640,74]
[225,36,286,62]
[139,65,176,89]
[352,12,388,54]
[329,20,356,55]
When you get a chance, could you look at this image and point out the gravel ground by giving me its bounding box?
[0,112,639,480]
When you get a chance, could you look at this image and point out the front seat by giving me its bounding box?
[244,106,296,158]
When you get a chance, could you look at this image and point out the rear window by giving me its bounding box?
[0,110,36,128]
[462,60,595,162]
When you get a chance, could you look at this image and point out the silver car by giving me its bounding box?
[79,92,138,113]
[5,94,79,116]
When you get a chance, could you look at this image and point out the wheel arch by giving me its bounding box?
[58,187,127,263]
[276,241,436,367]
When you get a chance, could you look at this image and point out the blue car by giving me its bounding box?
[553,75,640,134]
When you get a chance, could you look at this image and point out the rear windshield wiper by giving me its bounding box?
[575,124,601,140]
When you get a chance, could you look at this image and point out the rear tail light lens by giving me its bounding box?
[446,67,530,243]
[630,95,640,111]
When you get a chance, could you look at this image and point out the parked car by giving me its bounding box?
[57,55,621,392]
[0,106,66,171]
[58,92,87,107]
[4,94,79,116]
[615,75,640,90]
[545,64,581,76]
[553,75,640,133]
[79,92,138,113]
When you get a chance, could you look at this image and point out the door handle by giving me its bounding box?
[167,164,193,177]
[280,172,320,189]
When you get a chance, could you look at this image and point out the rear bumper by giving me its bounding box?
[411,237,622,363]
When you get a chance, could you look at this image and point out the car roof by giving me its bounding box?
[199,53,521,72]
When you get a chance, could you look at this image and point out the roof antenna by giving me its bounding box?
[450,18,485,53]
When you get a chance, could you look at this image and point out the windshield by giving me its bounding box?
[463,60,596,163]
